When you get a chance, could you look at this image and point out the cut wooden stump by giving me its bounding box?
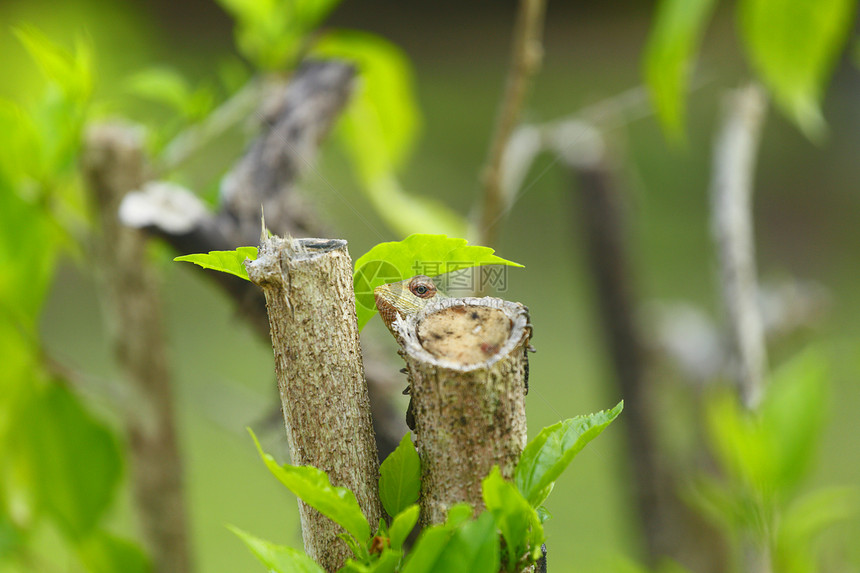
[246,236,382,572]
[392,296,532,525]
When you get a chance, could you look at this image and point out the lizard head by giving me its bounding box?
[374,275,442,332]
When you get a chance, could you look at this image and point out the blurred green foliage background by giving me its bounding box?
[2,0,859,571]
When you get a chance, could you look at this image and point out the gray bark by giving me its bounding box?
[710,83,771,573]
[392,296,532,525]
[245,236,382,571]
[710,83,769,411]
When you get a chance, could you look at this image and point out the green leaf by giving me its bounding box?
[379,433,421,517]
[759,347,828,489]
[0,100,43,185]
[704,391,759,492]
[370,550,402,573]
[0,177,60,328]
[17,384,123,538]
[174,246,258,281]
[643,0,717,139]
[314,30,419,181]
[685,473,746,533]
[775,487,859,572]
[340,531,369,562]
[184,84,216,122]
[353,234,523,330]
[388,505,419,551]
[375,517,388,536]
[784,486,859,540]
[126,67,215,123]
[312,31,466,238]
[444,504,474,528]
[218,56,252,95]
[705,348,829,498]
[342,549,402,573]
[249,430,371,543]
[13,25,93,101]
[228,525,324,573]
[535,505,552,524]
[739,0,855,139]
[76,530,150,573]
[482,467,543,572]
[126,67,191,112]
[400,504,491,573]
[217,0,340,70]
[430,512,501,573]
[400,526,453,573]
[515,402,624,508]
[0,321,39,452]
[5,28,92,193]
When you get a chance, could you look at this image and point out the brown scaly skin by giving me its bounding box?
[374,275,445,430]
[373,275,444,335]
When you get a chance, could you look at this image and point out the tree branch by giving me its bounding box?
[710,82,770,573]
[565,131,728,572]
[82,123,193,573]
[710,83,769,410]
[119,60,407,458]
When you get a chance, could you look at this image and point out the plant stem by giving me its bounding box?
[476,0,547,249]
[566,143,728,572]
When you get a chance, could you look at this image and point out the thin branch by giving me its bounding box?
[710,83,769,411]
[490,76,715,232]
[156,77,264,176]
[476,0,547,248]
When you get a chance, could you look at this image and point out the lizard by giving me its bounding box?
[373,274,534,429]
[374,275,444,335]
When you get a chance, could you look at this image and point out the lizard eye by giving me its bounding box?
[409,276,437,298]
